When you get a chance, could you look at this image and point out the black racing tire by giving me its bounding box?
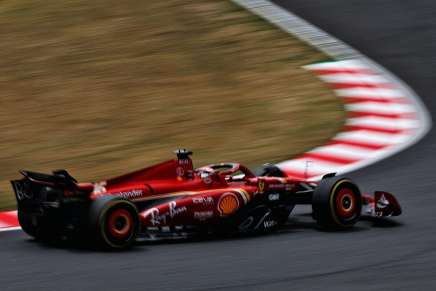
[88,196,139,250]
[312,177,362,229]
[18,211,38,238]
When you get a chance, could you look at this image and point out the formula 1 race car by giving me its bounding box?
[11,149,401,250]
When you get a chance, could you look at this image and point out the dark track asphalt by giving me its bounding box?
[1,1,436,290]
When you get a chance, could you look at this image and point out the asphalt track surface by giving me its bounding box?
[1,1,436,290]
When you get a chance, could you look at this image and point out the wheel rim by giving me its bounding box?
[106,208,134,240]
[335,188,357,218]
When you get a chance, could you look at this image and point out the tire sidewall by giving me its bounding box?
[312,177,362,229]
[88,196,139,250]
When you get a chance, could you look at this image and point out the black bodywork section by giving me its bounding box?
[11,170,91,240]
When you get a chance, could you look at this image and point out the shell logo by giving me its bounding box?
[218,192,240,216]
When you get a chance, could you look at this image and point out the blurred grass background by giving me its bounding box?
[0,0,344,210]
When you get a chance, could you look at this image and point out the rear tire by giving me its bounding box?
[88,197,139,250]
[312,177,362,229]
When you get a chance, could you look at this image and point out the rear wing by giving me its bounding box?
[18,170,78,187]
[11,170,87,210]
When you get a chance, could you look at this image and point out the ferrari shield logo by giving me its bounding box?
[258,180,265,194]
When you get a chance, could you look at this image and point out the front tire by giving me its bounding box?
[312,177,362,229]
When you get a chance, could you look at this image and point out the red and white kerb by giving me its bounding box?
[277,60,421,181]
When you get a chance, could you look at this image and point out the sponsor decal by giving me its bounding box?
[218,192,239,216]
[176,166,185,177]
[263,220,278,228]
[178,159,190,165]
[192,196,214,205]
[376,194,389,209]
[144,201,187,226]
[143,208,160,226]
[193,211,214,221]
[168,201,187,218]
[285,183,295,191]
[268,183,285,190]
[258,180,265,194]
[375,194,392,217]
[14,183,30,201]
[113,189,143,199]
[267,183,294,191]
[268,193,280,201]
[239,216,254,231]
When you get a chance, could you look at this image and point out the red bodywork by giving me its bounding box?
[84,155,300,229]
[12,150,401,243]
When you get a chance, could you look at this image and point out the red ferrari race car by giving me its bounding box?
[11,149,401,250]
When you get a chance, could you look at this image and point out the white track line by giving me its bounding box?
[305,60,372,70]
[346,117,420,129]
[0,227,21,232]
[334,130,411,145]
[308,144,375,160]
[318,74,390,85]
[335,88,405,99]
[277,158,342,174]
[345,102,416,114]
